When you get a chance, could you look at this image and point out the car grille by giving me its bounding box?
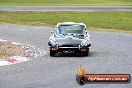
[59,44,79,47]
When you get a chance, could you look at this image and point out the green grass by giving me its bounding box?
[0,0,132,6]
[0,11,132,32]
[0,41,24,59]
[0,51,7,57]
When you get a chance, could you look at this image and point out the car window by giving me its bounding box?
[58,25,85,34]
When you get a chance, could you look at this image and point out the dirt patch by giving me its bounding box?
[0,41,25,60]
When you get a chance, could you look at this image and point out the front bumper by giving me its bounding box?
[49,44,91,53]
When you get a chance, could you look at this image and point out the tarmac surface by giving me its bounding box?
[0,24,132,88]
[0,6,132,12]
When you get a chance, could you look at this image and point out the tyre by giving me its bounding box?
[50,50,56,57]
[83,48,89,56]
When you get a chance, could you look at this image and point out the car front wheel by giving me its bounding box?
[50,49,57,56]
[81,48,89,56]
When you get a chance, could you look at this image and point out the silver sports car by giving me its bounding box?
[48,22,91,56]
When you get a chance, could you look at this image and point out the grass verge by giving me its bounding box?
[0,11,132,33]
[0,0,132,6]
[0,41,24,60]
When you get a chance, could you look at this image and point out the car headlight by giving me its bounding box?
[81,40,89,46]
[50,38,57,46]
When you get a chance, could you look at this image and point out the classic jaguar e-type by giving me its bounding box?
[48,22,91,56]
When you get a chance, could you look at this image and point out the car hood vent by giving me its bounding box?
[57,34,84,39]
[56,38,82,45]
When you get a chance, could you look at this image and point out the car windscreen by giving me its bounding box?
[58,25,85,34]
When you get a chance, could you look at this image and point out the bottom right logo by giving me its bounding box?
[76,65,131,85]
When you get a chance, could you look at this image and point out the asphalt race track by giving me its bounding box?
[0,6,132,12]
[0,24,132,88]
